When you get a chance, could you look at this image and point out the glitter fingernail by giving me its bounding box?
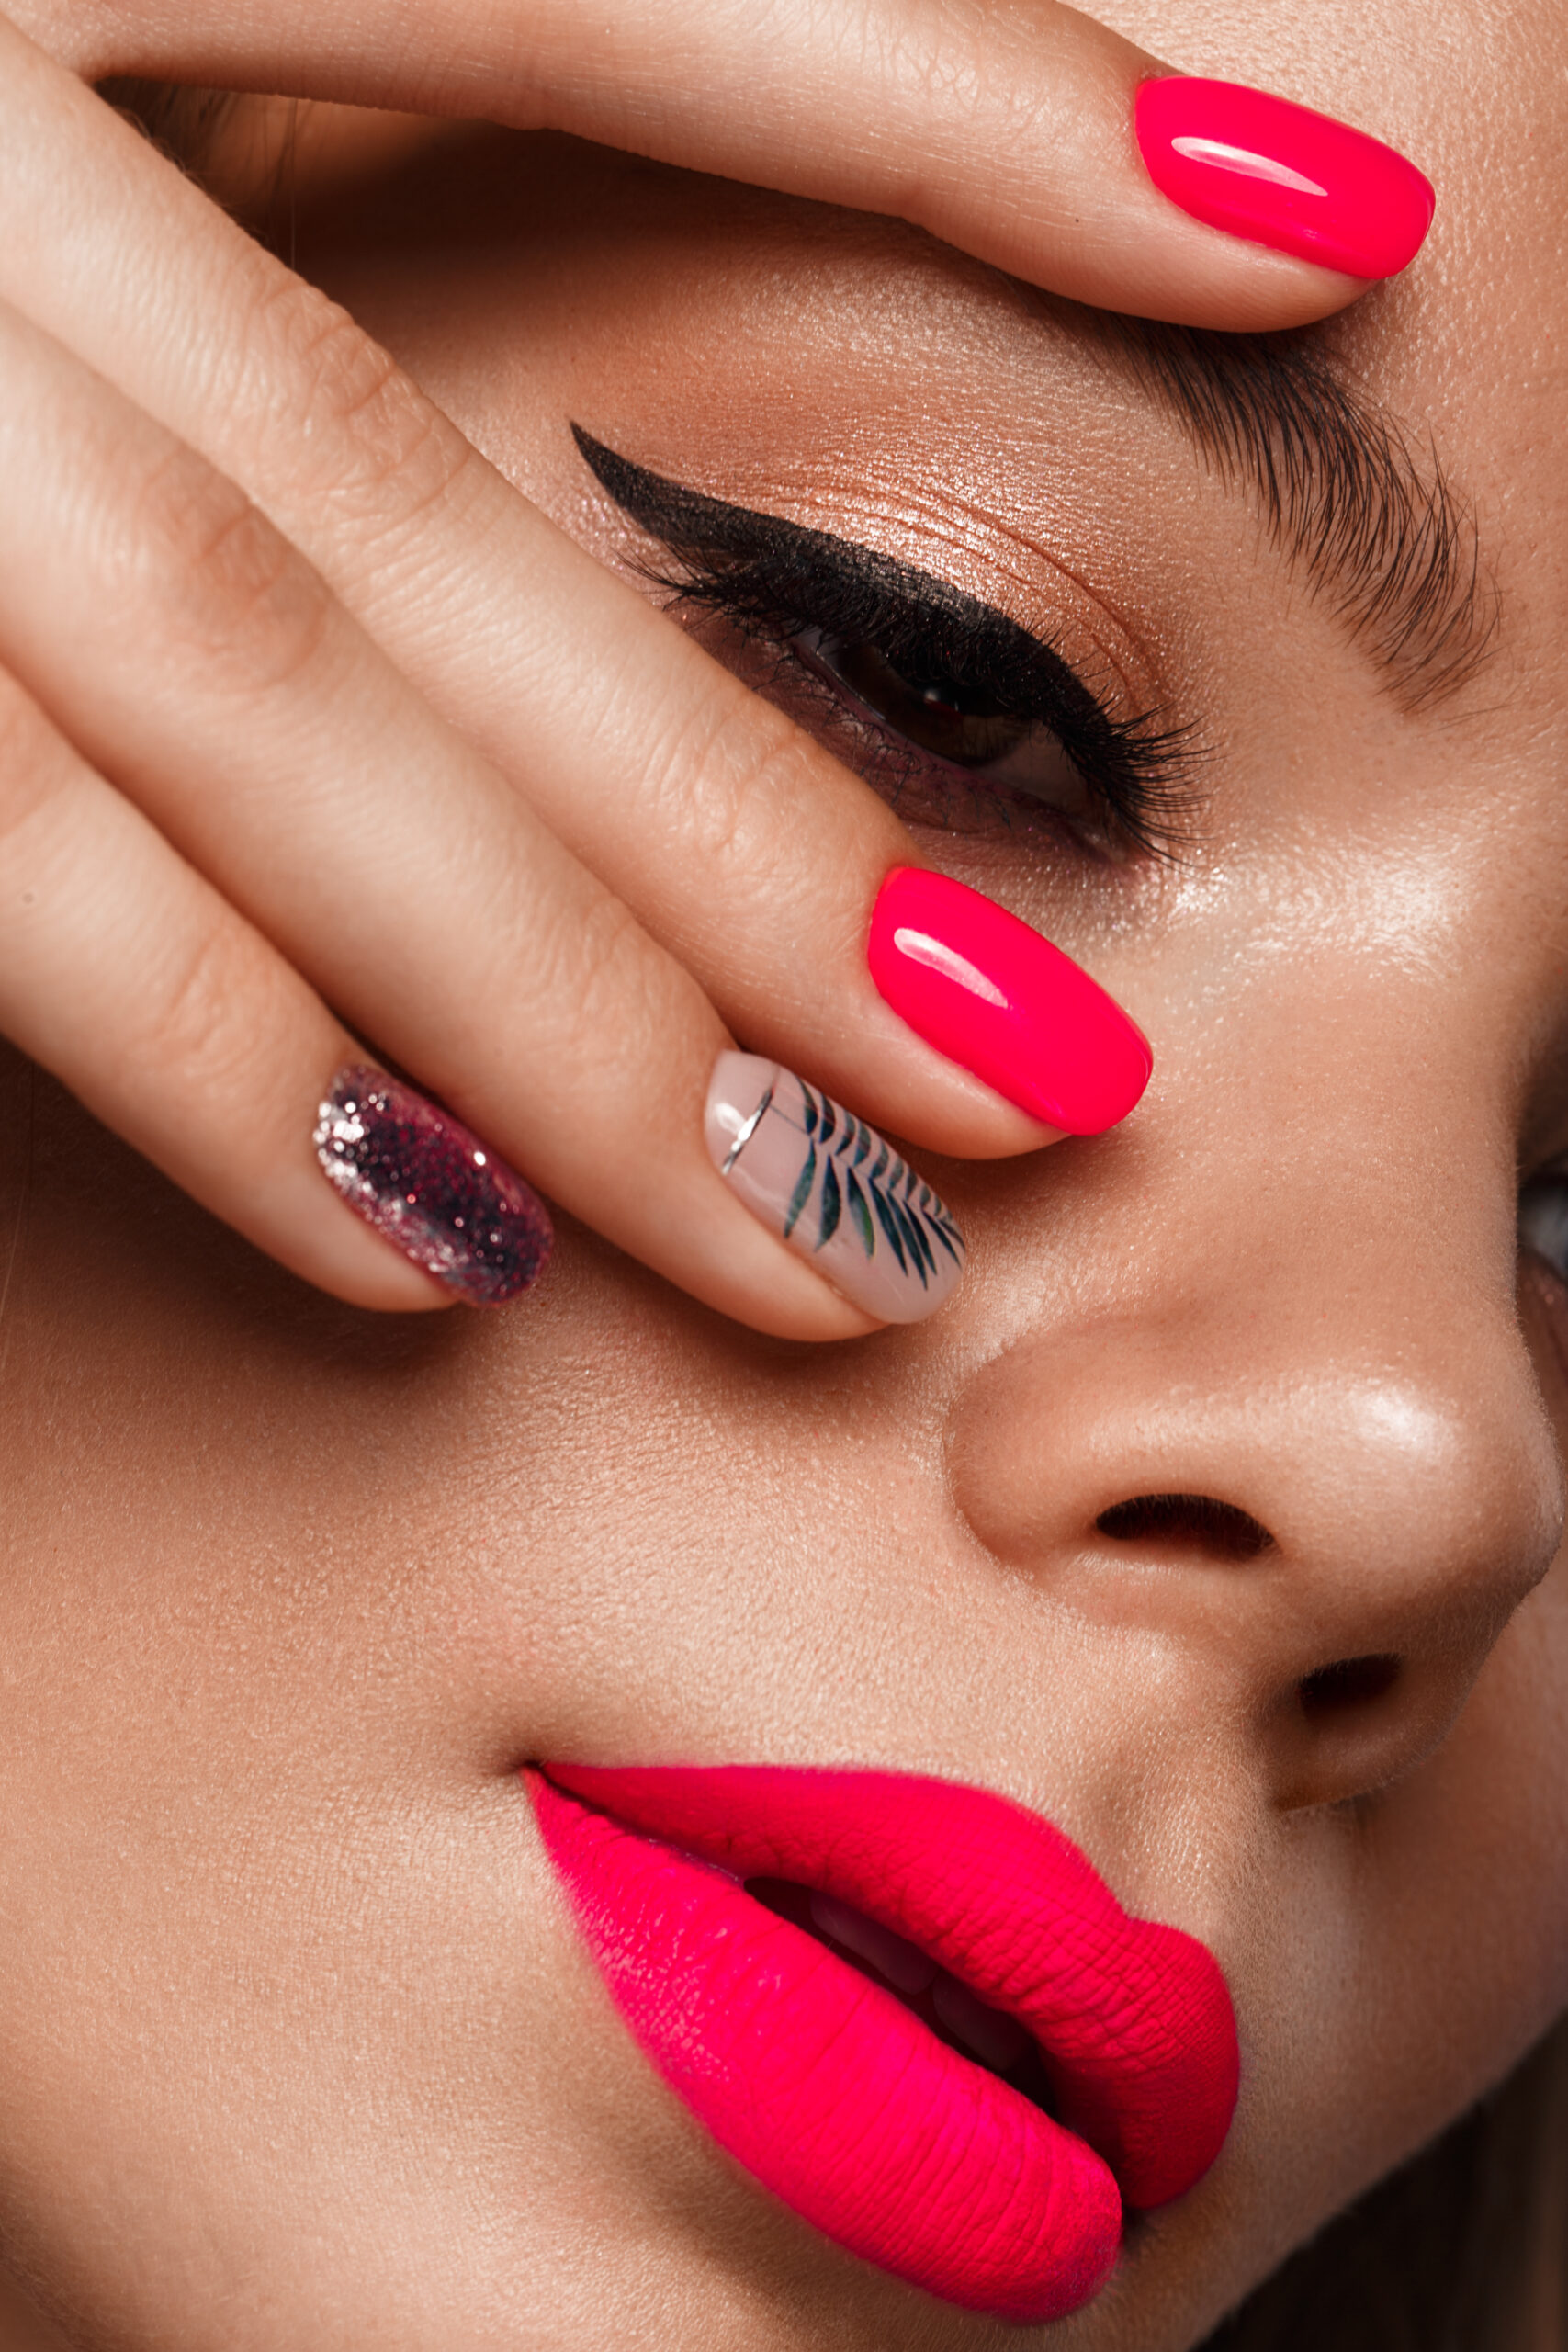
[705,1051,965,1323]
[314,1065,552,1306]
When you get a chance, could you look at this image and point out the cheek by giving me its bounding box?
[0,1095,758,2329]
[1233,1566,1568,2270]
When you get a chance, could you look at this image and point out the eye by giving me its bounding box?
[1518,1176,1568,1280]
[569,424,1201,858]
[796,628,1093,823]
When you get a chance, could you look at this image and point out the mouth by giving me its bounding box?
[526,1764,1238,2326]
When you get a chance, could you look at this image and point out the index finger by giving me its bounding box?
[18,0,1434,331]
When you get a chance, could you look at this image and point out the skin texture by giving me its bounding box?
[2,3,1568,2349]
[0,0,1427,1344]
[14,0,1378,327]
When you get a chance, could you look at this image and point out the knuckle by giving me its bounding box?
[130,908,284,1100]
[0,669,51,798]
[637,674,812,876]
[512,875,664,1038]
[124,440,335,695]
[0,669,81,842]
[558,885,642,1008]
[847,0,988,114]
[241,275,475,544]
[924,0,995,100]
[568,891,660,1021]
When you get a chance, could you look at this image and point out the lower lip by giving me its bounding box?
[529,1770,1215,2324]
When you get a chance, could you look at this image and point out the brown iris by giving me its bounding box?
[822,638,1035,770]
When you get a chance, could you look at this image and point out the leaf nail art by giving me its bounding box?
[705,1053,965,1323]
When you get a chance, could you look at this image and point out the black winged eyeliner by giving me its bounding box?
[571,423,1198,857]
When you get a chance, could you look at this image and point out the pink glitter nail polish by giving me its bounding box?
[314,1066,552,1306]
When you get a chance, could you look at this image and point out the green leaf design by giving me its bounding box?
[870,1180,908,1271]
[818,1155,842,1246]
[926,1213,964,1266]
[910,1172,964,1262]
[784,1139,817,1239]
[902,1168,940,1276]
[846,1168,875,1256]
[888,1186,932,1284]
[773,1081,965,1280]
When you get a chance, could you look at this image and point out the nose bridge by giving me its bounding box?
[947,1005,1566,1771]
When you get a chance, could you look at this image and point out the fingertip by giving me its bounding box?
[866,869,1152,1138]
[1134,74,1435,290]
[347,1257,465,1314]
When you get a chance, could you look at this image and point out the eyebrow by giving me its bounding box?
[1103,320,1497,708]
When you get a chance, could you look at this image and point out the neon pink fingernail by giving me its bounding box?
[867,868,1151,1135]
[1134,76,1435,280]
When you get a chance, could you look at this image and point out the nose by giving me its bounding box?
[947,1121,1564,1810]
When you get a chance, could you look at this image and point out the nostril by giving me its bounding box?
[1297,1653,1403,1719]
[1095,1492,1274,1562]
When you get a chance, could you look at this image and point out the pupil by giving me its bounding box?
[816,635,1032,769]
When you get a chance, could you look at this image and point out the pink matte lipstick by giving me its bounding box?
[527,1764,1238,2324]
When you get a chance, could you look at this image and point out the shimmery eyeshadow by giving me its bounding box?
[314,1066,552,1306]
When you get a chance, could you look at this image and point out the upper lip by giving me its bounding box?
[540,1759,1238,2212]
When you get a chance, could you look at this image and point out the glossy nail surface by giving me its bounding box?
[705,1052,964,1323]
[315,1065,552,1306]
[868,868,1151,1134]
[1135,77,1435,280]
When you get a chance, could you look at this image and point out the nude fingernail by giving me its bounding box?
[705,1052,964,1324]
[1134,77,1435,280]
[314,1064,552,1306]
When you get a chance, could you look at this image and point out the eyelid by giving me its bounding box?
[664,542,1198,859]
[570,424,1204,859]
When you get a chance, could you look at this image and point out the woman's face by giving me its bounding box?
[4,1,1567,2345]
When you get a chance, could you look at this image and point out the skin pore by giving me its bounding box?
[2,0,1568,2344]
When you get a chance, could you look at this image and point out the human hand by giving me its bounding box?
[0,6,1431,1336]
[26,0,1435,329]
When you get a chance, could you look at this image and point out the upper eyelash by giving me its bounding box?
[666,549,1200,859]
[572,424,1202,859]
